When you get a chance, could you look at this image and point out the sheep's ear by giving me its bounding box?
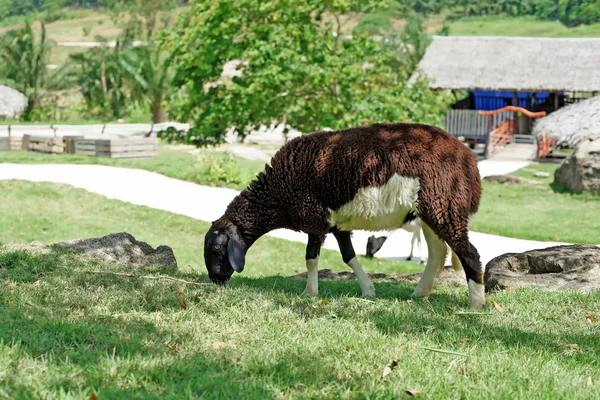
[227,226,246,273]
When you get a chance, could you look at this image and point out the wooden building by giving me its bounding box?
[411,36,600,139]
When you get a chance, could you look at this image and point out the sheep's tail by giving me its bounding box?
[450,248,463,271]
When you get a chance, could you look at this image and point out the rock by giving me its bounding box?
[53,232,177,269]
[289,267,467,287]
[483,175,543,185]
[484,245,600,292]
[533,172,550,178]
[0,85,28,118]
[553,135,600,194]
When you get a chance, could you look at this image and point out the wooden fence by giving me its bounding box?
[74,138,158,159]
[444,109,512,138]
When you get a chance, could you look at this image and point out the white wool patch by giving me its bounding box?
[329,174,420,232]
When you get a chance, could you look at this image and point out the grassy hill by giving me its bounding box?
[1,9,599,66]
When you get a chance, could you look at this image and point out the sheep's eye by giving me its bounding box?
[214,245,221,251]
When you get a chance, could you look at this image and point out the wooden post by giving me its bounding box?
[512,91,519,135]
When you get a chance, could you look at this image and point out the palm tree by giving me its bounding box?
[120,42,171,128]
[0,22,55,120]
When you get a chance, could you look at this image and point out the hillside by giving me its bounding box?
[1,9,599,66]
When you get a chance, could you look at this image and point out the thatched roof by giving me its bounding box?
[0,85,28,118]
[532,95,600,147]
[412,36,600,92]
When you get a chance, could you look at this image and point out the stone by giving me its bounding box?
[289,267,467,287]
[483,175,543,185]
[533,172,550,178]
[484,245,600,292]
[553,135,600,194]
[53,232,177,269]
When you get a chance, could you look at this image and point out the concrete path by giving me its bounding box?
[0,161,572,270]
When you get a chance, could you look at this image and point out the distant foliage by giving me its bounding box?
[355,0,599,28]
[160,0,452,147]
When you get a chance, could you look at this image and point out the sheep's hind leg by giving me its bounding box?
[331,228,375,297]
[303,233,322,296]
[412,223,448,298]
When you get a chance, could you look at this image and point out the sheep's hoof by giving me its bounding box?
[361,284,376,298]
[411,289,429,298]
[362,289,375,298]
[419,260,426,265]
[406,256,412,261]
[303,287,319,296]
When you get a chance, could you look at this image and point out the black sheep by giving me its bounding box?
[204,122,485,308]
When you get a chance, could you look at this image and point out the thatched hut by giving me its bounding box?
[413,36,600,95]
[532,95,600,147]
[411,36,600,141]
[0,85,28,119]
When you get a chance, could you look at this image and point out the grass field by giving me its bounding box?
[0,237,599,398]
[448,16,600,37]
[0,180,415,276]
[3,149,599,244]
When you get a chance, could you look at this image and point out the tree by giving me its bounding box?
[68,33,133,120]
[160,0,452,147]
[120,42,172,126]
[0,22,55,120]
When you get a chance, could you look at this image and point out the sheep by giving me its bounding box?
[204,122,485,308]
[366,218,426,263]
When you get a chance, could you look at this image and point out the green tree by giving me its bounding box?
[112,0,178,40]
[0,22,55,120]
[68,33,133,120]
[120,42,172,126]
[160,0,452,147]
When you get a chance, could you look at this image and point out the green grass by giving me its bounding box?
[0,180,415,276]
[0,243,599,398]
[470,163,600,244]
[449,16,600,37]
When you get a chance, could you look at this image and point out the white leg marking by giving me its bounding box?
[416,228,425,264]
[468,279,486,309]
[304,257,319,296]
[412,223,447,298]
[348,257,375,298]
[407,232,416,261]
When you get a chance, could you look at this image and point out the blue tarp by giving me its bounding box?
[471,90,560,111]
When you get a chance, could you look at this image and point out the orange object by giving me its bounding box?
[538,132,554,159]
[478,106,546,118]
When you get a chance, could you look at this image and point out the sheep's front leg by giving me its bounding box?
[331,228,375,297]
[303,233,322,296]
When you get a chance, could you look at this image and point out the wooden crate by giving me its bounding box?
[10,136,22,150]
[63,135,84,154]
[23,135,65,154]
[74,138,158,159]
[0,137,9,152]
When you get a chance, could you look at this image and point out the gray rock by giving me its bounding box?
[554,135,600,194]
[483,175,543,185]
[53,232,177,269]
[533,171,550,178]
[0,85,28,118]
[484,245,600,292]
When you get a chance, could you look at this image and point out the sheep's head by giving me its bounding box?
[204,222,246,285]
